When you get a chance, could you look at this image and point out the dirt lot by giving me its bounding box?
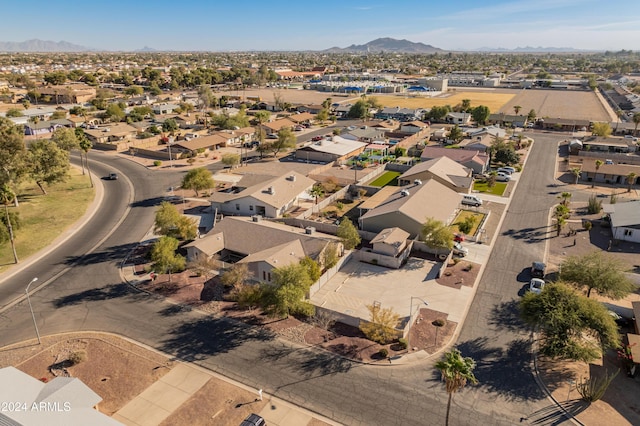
[500,89,612,122]
[372,89,516,112]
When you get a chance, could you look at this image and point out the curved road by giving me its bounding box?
[0,136,571,425]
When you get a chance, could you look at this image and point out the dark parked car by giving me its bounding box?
[108,172,118,180]
[240,413,266,426]
[531,261,546,278]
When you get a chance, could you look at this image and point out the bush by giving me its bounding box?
[432,319,446,327]
[397,338,408,350]
[583,220,593,231]
[68,350,88,366]
[378,348,389,358]
[153,160,162,167]
[587,195,602,214]
[576,370,618,402]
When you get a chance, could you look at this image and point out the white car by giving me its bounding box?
[452,242,468,257]
[529,278,545,295]
[496,172,511,182]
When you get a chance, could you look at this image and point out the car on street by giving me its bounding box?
[452,242,468,257]
[531,261,546,278]
[108,172,118,180]
[311,136,323,141]
[529,278,545,294]
[240,413,266,426]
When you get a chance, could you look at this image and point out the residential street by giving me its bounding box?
[0,134,575,425]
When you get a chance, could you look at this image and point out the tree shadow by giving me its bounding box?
[488,300,526,332]
[259,343,353,378]
[160,317,276,362]
[130,196,172,208]
[501,225,555,244]
[523,400,589,425]
[454,337,546,402]
[62,242,138,267]
[158,304,192,316]
[52,283,141,308]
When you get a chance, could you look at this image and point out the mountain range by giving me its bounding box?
[0,39,93,52]
[323,37,444,53]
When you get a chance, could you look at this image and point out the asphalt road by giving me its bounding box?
[0,135,574,425]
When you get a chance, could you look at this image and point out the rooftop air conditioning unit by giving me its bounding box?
[267,186,275,195]
[400,189,410,197]
[414,179,422,185]
[287,175,296,181]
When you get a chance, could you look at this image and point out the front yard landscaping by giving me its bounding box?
[367,171,401,187]
[450,210,486,237]
[473,180,508,196]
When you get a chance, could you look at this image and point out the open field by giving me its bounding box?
[214,88,358,105]
[372,90,516,112]
[499,88,612,122]
[0,168,94,272]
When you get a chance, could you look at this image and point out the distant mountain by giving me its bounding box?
[0,39,93,52]
[323,37,444,53]
[473,46,586,53]
[135,46,157,52]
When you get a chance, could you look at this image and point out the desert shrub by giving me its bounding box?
[587,195,602,214]
[464,263,474,272]
[153,160,162,167]
[458,216,476,234]
[576,370,618,402]
[378,348,389,358]
[432,319,446,327]
[68,350,88,366]
[397,338,408,350]
[583,220,593,231]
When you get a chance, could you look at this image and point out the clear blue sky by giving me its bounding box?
[3,0,640,51]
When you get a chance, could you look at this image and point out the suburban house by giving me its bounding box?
[445,112,472,125]
[457,134,494,152]
[334,104,352,118]
[467,125,507,139]
[172,134,227,155]
[0,366,120,426]
[603,200,640,243]
[296,104,324,114]
[369,120,400,132]
[359,179,462,238]
[288,112,315,125]
[399,120,429,134]
[295,136,368,163]
[398,156,473,193]
[580,160,640,186]
[210,171,315,218]
[184,216,342,284]
[173,114,198,128]
[24,119,70,136]
[539,118,591,132]
[357,227,413,269]
[84,123,138,144]
[343,126,387,143]
[260,118,296,136]
[420,146,490,175]
[375,107,425,122]
[488,113,527,128]
[36,84,96,104]
[580,137,638,154]
[152,103,180,115]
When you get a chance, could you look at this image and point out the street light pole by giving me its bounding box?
[25,277,40,344]
[407,296,428,352]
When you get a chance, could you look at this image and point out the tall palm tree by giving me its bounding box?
[435,349,478,426]
[309,184,325,204]
[513,105,522,115]
[78,135,94,188]
[0,184,19,264]
[593,159,603,188]
[626,172,637,192]
[569,167,581,185]
[633,112,640,137]
[29,116,40,139]
[559,191,572,206]
[615,109,623,133]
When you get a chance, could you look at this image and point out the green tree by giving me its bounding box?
[520,282,620,361]
[593,159,603,188]
[471,105,490,125]
[181,167,214,197]
[50,110,67,120]
[299,256,321,282]
[0,117,29,205]
[265,128,296,157]
[5,108,23,118]
[267,263,314,318]
[359,303,400,344]
[336,218,361,250]
[154,201,197,240]
[51,127,79,152]
[220,263,250,293]
[124,85,144,97]
[28,140,70,194]
[569,167,581,184]
[104,103,125,122]
[591,122,612,137]
[420,217,454,250]
[461,99,471,112]
[435,349,478,426]
[626,172,636,192]
[633,112,640,136]
[560,251,635,298]
[448,124,463,142]
[221,153,240,170]
[162,118,179,133]
[527,109,537,122]
[308,184,324,204]
[316,108,329,123]
[0,184,20,263]
[77,130,93,186]
[426,105,452,122]
[44,71,67,85]
[321,242,340,270]
[150,236,186,283]
[559,191,572,206]
[347,99,371,120]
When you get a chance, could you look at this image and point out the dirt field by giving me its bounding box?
[372,89,516,112]
[499,89,612,122]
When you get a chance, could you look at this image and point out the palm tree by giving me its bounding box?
[615,109,623,133]
[309,184,325,204]
[626,172,637,192]
[29,116,40,139]
[513,105,522,115]
[569,167,581,185]
[593,159,603,188]
[633,112,640,137]
[435,349,478,426]
[559,191,572,206]
[0,184,19,264]
[78,135,94,188]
